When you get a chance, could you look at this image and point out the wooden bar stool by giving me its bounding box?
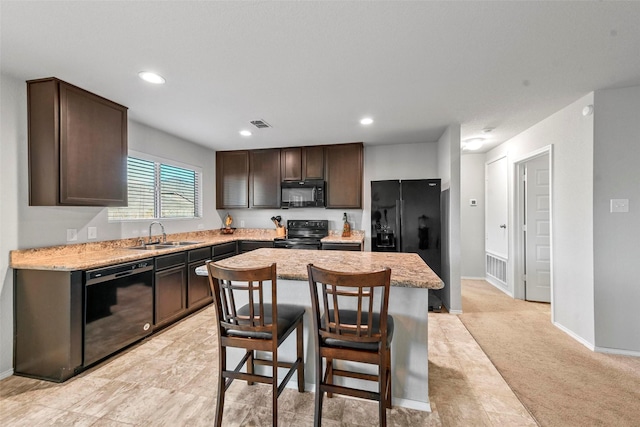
[207,262,305,427]
[307,264,393,427]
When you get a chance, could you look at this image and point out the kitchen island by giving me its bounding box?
[196,248,443,411]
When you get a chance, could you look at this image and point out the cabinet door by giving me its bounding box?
[216,150,249,208]
[188,261,212,309]
[325,143,363,208]
[302,146,324,180]
[155,265,187,326]
[250,149,281,208]
[28,78,128,207]
[59,83,128,206]
[281,147,302,181]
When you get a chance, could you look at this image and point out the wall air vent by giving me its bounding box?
[250,119,271,129]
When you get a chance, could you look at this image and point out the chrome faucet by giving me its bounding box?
[148,221,166,245]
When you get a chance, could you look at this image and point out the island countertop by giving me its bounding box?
[197,248,443,289]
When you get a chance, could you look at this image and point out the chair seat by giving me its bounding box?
[323,309,394,350]
[227,303,305,340]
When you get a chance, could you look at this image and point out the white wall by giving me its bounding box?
[0,72,219,377]
[18,120,220,248]
[437,125,462,313]
[460,154,485,278]
[485,93,596,346]
[593,86,640,353]
[1,73,22,378]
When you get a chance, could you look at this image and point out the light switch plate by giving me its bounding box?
[67,228,78,242]
[610,199,629,213]
[88,226,97,239]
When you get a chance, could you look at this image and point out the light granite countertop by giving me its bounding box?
[198,248,443,289]
[9,229,365,271]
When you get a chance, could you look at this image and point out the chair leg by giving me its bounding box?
[272,349,278,427]
[296,322,305,392]
[314,352,324,427]
[247,350,254,386]
[326,358,333,398]
[379,350,387,427]
[385,348,392,409]
[215,345,226,427]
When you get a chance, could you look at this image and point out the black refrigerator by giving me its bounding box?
[371,179,441,278]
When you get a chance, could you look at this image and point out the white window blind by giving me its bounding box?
[108,156,201,221]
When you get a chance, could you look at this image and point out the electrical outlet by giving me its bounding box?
[67,228,78,242]
[240,220,245,228]
[610,199,629,213]
[197,223,204,229]
[88,226,97,239]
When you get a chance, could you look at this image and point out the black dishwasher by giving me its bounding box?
[84,259,153,366]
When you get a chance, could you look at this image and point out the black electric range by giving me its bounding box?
[273,220,328,250]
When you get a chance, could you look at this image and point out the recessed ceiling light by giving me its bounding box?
[360,117,374,125]
[239,130,252,137]
[138,71,165,84]
[462,138,485,151]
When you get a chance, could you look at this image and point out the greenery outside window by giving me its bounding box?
[109,154,202,221]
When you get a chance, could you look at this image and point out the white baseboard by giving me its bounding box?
[461,276,486,280]
[0,368,14,380]
[553,321,595,351]
[485,277,514,297]
[594,346,640,357]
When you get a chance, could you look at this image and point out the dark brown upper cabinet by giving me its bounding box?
[325,142,363,209]
[27,78,128,206]
[216,150,249,208]
[250,148,281,208]
[281,146,325,181]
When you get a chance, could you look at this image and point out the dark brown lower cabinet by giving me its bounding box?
[154,252,187,327]
[187,247,213,310]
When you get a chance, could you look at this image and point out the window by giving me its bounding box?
[108,155,201,221]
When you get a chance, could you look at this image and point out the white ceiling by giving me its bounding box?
[2,1,639,153]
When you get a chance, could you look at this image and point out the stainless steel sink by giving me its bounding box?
[126,241,202,250]
[162,241,202,246]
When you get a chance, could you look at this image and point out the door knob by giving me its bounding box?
[499,224,507,229]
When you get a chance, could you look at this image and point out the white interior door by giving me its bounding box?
[486,157,508,258]
[524,154,551,302]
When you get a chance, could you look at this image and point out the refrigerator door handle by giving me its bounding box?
[396,200,402,252]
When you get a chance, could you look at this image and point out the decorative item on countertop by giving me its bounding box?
[271,216,286,237]
[221,213,235,234]
[342,212,351,237]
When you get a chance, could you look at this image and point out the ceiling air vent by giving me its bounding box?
[250,119,271,129]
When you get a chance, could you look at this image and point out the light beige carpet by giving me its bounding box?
[458,280,640,427]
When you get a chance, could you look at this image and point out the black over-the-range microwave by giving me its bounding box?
[281,180,326,208]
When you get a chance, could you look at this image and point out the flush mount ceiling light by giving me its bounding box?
[360,117,374,125]
[239,130,252,137]
[462,138,485,151]
[138,71,165,84]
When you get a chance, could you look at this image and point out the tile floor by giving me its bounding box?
[0,306,537,426]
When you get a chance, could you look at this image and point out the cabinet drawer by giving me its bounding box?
[188,247,211,263]
[321,242,362,251]
[213,241,237,257]
[155,252,186,271]
[239,240,273,253]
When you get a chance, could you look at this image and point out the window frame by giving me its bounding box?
[108,150,203,222]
